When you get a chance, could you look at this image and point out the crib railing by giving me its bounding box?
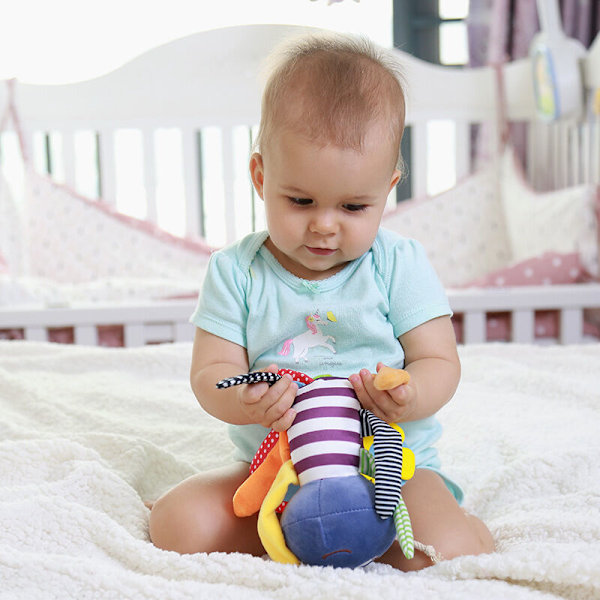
[0,299,196,346]
[10,114,598,246]
[2,283,599,347]
[19,122,262,247]
[526,116,600,191]
[449,283,600,344]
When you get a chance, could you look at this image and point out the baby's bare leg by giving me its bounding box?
[378,469,494,571]
[149,462,264,556]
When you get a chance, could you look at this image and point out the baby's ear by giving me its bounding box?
[249,153,265,199]
[388,168,402,192]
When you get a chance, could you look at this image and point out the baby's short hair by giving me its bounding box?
[254,31,406,171]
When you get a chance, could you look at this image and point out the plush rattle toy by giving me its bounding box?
[217,367,415,568]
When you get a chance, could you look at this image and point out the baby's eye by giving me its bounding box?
[343,203,367,212]
[289,197,312,206]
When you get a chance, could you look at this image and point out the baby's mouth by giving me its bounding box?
[306,246,336,256]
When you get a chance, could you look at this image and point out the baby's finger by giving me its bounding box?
[349,371,375,410]
[358,369,409,422]
[359,368,379,396]
[262,375,298,424]
[271,407,297,432]
[243,380,271,405]
[375,388,412,423]
[371,398,402,424]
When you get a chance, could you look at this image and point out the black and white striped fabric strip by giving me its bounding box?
[359,409,403,518]
[216,372,282,389]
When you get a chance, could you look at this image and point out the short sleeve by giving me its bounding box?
[190,250,249,347]
[383,235,452,338]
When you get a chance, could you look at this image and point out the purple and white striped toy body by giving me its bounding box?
[287,377,362,486]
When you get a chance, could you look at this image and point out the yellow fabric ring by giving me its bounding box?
[401,447,416,481]
[257,459,300,565]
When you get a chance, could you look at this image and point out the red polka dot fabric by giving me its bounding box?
[247,369,314,514]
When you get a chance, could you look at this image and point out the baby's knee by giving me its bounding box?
[464,512,495,555]
[148,494,180,552]
[148,490,200,554]
[435,512,495,562]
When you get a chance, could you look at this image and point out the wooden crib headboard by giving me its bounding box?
[2,24,597,247]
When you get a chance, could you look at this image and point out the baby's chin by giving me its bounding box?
[293,256,352,281]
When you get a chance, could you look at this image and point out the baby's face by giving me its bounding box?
[250,127,401,280]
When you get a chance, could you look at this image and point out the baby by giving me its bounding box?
[149,31,494,570]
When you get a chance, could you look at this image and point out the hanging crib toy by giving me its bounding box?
[530,0,586,121]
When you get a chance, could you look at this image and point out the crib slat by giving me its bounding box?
[591,117,600,185]
[560,308,583,344]
[142,127,158,224]
[143,323,174,343]
[61,130,77,189]
[175,321,195,343]
[462,311,486,344]
[24,327,47,342]
[581,121,590,184]
[28,131,46,174]
[221,126,237,243]
[454,120,470,181]
[98,129,117,205]
[568,120,579,186]
[182,128,202,238]
[551,123,560,189]
[531,121,550,190]
[526,120,536,187]
[559,122,570,188]
[411,122,427,197]
[547,124,557,190]
[511,309,535,344]
[545,123,556,190]
[124,324,145,347]
[74,325,99,346]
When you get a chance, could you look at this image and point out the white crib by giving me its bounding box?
[0,24,599,346]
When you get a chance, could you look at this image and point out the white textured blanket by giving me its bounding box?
[0,341,599,600]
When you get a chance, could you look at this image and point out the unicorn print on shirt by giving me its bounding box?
[279,312,336,363]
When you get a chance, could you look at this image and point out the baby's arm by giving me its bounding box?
[190,328,298,431]
[350,315,460,423]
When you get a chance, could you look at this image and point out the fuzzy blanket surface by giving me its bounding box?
[0,341,599,600]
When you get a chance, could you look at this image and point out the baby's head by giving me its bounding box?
[254,32,406,171]
[250,33,407,281]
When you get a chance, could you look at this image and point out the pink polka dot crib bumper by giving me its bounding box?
[382,147,600,342]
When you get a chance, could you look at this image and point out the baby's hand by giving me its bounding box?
[236,364,298,431]
[349,363,415,423]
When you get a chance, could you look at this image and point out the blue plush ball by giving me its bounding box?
[280,475,396,568]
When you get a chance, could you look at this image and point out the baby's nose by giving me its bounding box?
[309,210,338,234]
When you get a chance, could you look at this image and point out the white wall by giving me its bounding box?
[0,0,393,84]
